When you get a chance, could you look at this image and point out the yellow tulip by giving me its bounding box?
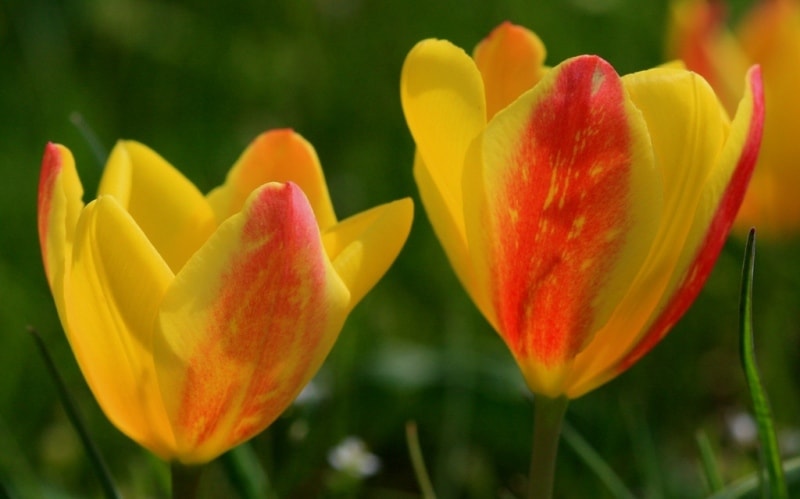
[401,22,763,399]
[670,0,800,238]
[37,129,413,464]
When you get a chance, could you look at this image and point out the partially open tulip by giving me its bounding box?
[37,129,413,464]
[401,22,763,398]
[670,0,800,238]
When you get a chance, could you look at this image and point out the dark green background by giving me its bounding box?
[1,0,798,497]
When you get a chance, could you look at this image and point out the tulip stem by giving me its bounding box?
[171,462,203,499]
[528,395,569,499]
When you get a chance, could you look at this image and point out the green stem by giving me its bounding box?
[405,421,437,499]
[528,395,569,499]
[171,462,203,499]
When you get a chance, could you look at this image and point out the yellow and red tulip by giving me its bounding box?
[670,0,800,238]
[37,129,413,464]
[401,22,764,398]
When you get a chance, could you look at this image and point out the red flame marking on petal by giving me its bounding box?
[492,56,633,367]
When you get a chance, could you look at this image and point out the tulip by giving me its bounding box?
[670,0,800,238]
[401,22,764,400]
[37,129,413,464]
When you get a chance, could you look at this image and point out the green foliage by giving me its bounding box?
[738,230,787,498]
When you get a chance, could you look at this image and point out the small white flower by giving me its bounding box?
[727,411,758,447]
[327,436,381,478]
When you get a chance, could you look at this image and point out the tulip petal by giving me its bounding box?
[206,129,338,231]
[155,182,350,463]
[322,197,413,311]
[66,196,176,458]
[401,39,491,319]
[473,21,548,119]
[568,68,764,397]
[38,143,84,314]
[566,67,736,394]
[465,55,661,395]
[98,141,217,273]
[614,66,764,376]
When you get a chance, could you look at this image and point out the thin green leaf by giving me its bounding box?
[696,429,724,493]
[706,456,800,499]
[621,401,664,498]
[405,421,436,499]
[28,327,121,499]
[738,229,787,499]
[69,111,107,168]
[561,421,635,499]
[220,442,273,499]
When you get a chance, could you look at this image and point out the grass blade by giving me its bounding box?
[406,421,436,499]
[561,421,635,499]
[220,443,273,499]
[696,429,724,493]
[738,229,787,499]
[28,327,121,499]
[69,112,107,168]
[706,456,800,499]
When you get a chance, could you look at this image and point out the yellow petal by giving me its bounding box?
[98,141,217,273]
[154,182,350,463]
[38,143,84,317]
[206,129,338,231]
[473,21,548,119]
[570,66,764,397]
[466,55,661,396]
[322,197,413,312]
[565,67,730,393]
[66,196,176,458]
[401,38,487,316]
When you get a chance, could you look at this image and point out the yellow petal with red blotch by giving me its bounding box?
[98,141,217,274]
[206,130,338,231]
[66,196,176,458]
[38,143,84,314]
[401,38,488,320]
[465,55,661,397]
[473,21,548,120]
[322,197,413,312]
[565,67,733,395]
[154,182,349,464]
[571,66,764,397]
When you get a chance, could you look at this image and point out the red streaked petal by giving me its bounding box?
[38,143,84,290]
[613,66,764,378]
[473,21,548,119]
[206,130,337,231]
[466,55,661,395]
[155,182,349,463]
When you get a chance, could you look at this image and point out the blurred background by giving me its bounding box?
[2,0,799,497]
